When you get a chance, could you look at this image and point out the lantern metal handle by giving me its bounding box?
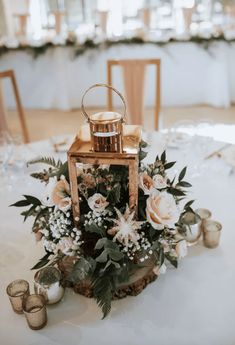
[81,83,126,122]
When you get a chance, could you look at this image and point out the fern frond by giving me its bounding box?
[92,273,113,319]
[27,157,62,169]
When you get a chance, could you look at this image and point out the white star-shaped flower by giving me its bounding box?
[108,206,145,247]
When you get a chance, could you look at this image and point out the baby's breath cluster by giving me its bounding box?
[121,231,152,262]
[40,207,83,256]
[84,209,113,228]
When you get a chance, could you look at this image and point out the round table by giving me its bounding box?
[1,132,235,345]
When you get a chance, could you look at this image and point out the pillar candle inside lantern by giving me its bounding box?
[89,111,123,152]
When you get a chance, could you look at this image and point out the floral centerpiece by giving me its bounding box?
[12,142,194,318]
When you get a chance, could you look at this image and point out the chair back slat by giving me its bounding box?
[0,70,29,143]
[107,59,161,130]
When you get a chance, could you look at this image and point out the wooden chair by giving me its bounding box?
[107,59,161,130]
[0,70,29,143]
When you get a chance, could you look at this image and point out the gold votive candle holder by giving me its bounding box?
[34,266,64,305]
[6,279,30,314]
[195,208,212,222]
[22,294,47,330]
[203,219,222,248]
[181,212,202,246]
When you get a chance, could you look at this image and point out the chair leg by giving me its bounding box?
[155,62,161,131]
[11,73,30,143]
[107,62,113,111]
[0,81,9,132]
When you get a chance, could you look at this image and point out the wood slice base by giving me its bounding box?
[58,257,157,299]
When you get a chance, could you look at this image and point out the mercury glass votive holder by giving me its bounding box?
[203,219,222,248]
[181,212,202,246]
[34,266,64,305]
[6,279,30,314]
[195,208,212,229]
[22,294,47,330]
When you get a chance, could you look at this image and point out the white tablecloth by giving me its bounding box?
[0,42,235,110]
[1,133,235,345]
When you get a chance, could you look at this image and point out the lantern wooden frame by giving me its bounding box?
[68,125,141,226]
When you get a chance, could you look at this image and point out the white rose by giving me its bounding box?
[57,197,72,212]
[153,174,167,189]
[139,172,155,195]
[88,193,109,214]
[146,191,180,230]
[175,240,188,259]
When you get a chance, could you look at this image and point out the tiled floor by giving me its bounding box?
[6,105,235,142]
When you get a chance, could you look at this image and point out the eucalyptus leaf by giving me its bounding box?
[179,167,187,181]
[23,195,41,206]
[184,200,195,208]
[168,187,186,196]
[108,249,124,261]
[10,199,31,207]
[160,151,166,163]
[96,249,108,263]
[164,161,176,170]
[31,253,51,270]
[69,257,96,282]
[140,140,148,148]
[95,238,108,250]
[177,181,192,188]
[139,150,148,161]
[165,253,178,268]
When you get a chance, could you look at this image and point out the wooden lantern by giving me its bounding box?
[67,84,141,226]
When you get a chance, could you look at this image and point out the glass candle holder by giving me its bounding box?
[195,208,212,230]
[22,294,47,330]
[203,219,222,248]
[181,212,202,246]
[6,279,29,314]
[34,266,64,304]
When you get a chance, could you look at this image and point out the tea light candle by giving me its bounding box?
[6,279,29,314]
[34,267,64,304]
[203,219,222,248]
[181,212,202,246]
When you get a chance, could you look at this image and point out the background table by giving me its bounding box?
[0,41,235,110]
[1,133,235,345]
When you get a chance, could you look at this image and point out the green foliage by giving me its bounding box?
[21,205,36,222]
[183,200,195,214]
[95,238,124,264]
[31,253,51,270]
[161,151,166,164]
[68,257,96,283]
[92,270,113,319]
[1,34,234,60]
[165,253,178,268]
[85,223,106,237]
[179,167,187,181]
[27,156,62,169]
[164,161,176,170]
[10,195,41,208]
[140,139,148,149]
[168,187,186,197]
[139,140,148,162]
